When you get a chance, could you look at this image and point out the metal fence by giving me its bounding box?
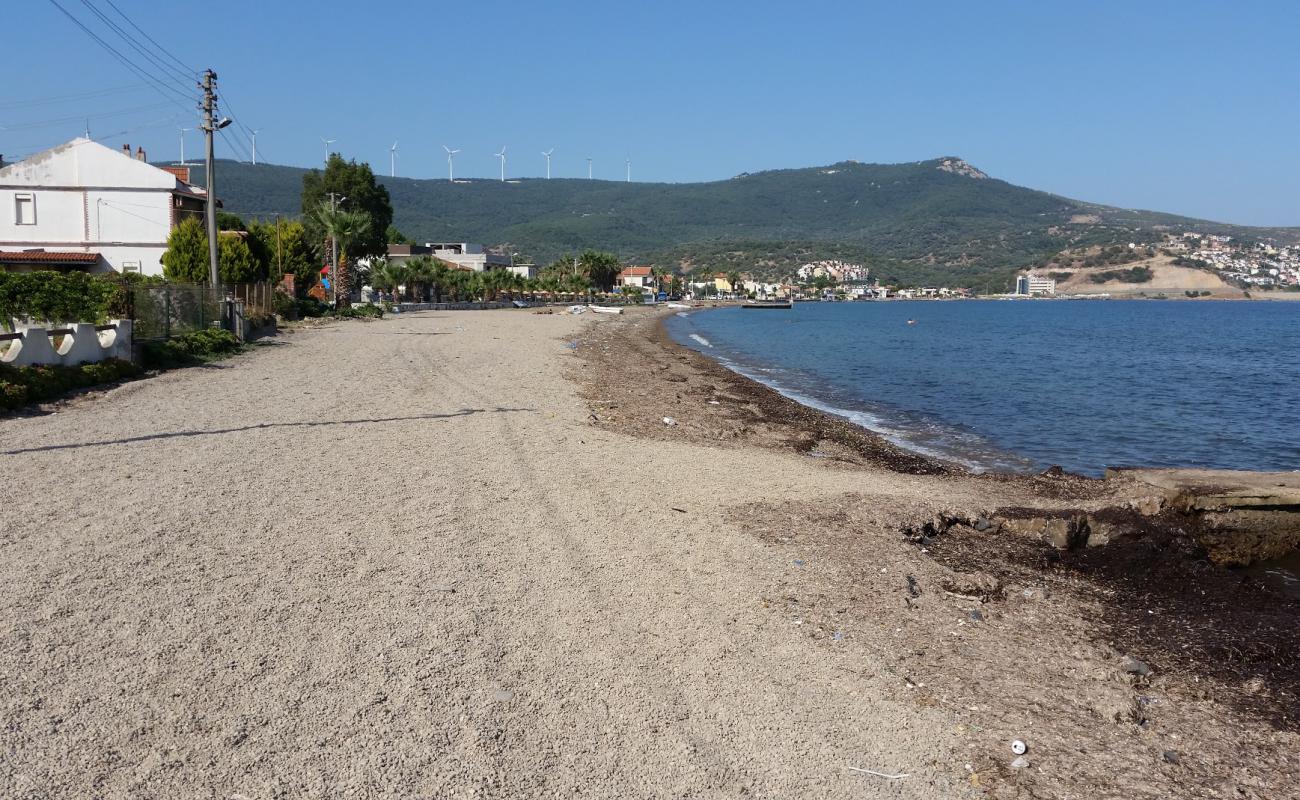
[125,283,224,341]
[228,282,276,316]
[125,281,280,341]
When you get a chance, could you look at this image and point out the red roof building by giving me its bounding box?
[617,265,655,288]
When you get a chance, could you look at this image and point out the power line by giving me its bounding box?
[4,111,187,160]
[1,100,177,132]
[100,0,198,78]
[219,127,253,163]
[216,90,264,163]
[0,83,151,110]
[76,0,196,88]
[44,0,197,111]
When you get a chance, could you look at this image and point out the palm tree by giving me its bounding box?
[314,207,372,308]
[406,256,438,302]
[725,270,743,297]
[430,260,451,302]
[372,260,409,302]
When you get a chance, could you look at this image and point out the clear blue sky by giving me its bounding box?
[5,0,1298,225]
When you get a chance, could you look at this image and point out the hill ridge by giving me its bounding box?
[179,157,1298,290]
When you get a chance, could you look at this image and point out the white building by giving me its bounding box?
[425,242,511,272]
[0,138,206,275]
[1015,273,1056,296]
[617,265,655,289]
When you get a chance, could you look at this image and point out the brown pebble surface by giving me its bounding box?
[0,307,1295,799]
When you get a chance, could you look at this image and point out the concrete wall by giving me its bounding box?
[0,320,132,366]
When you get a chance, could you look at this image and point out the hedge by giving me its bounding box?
[0,271,128,328]
[139,328,242,370]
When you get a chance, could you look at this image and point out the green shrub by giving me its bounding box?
[1090,266,1153,284]
[140,328,242,370]
[333,304,384,319]
[0,359,142,411]
[297,297,331,318]
[272,289,298,317]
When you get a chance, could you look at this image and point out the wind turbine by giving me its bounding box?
[390,140,399,177]
[542,148,554,179]
[625,156,631,183]
[494,145,507,182]
[587,157,593,180]
[251,129,261,166]
[178,126,192,165]
[321,136,336,164]
[443,145,461,181]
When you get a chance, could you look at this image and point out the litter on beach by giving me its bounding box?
[847,764,909,780]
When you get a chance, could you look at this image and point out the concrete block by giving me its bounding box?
[56,323,107,365]
[0,328,59,366]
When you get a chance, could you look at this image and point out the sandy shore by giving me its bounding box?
[1,307,1296,798]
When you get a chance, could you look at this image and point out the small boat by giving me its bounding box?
[741,299,793,309]
[907,319,917,325]
[588,305,623,314]
[667,302,692,309]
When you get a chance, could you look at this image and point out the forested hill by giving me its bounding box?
[184,157,1297,291]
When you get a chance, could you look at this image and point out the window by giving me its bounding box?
[14,193,35,225]
[122,261,142,274]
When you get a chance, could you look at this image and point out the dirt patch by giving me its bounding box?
[732,496,1300,798]
[916,508,1300,731]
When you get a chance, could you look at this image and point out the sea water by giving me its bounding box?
[666,300,1300,476]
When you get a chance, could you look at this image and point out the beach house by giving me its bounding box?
[0,138,207,275]
[617,265,654,290]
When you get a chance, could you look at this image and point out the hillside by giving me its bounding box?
[184,157,1299,291]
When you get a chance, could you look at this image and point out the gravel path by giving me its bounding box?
[1,311,975,798]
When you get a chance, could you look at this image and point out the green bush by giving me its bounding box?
[272,289,298,317]
[0,271,123,328]
[140,328,242,370]
[0,359,142,411]
[333,304,384,319]
[297,297,331,318]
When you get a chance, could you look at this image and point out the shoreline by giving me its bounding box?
[2,307,1296,797]
[574,307,1300,757]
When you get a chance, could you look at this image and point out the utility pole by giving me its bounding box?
[201,69,220,288]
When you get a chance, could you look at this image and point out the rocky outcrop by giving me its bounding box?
[1107,468,1300,565]
[935,158,989,179]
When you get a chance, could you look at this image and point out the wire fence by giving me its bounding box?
[121,281,281,341]
[125,283,224,341]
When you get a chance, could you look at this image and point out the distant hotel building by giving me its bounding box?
[1016,273,1056,296]
[383,242,535,278]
